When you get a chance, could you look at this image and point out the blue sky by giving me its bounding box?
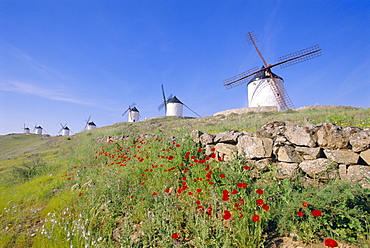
[1,0,369,135]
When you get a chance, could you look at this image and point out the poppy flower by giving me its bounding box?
[262,204,270,211]
[256,188,264,195]
[302,202,309,207]
[222,210,232,220]
[324,238,338,247]
[231,189,239,194]
[243,165,250,170]
[252,214,260,222]
[197,206,204,211]
[237,183,247,188]
[256,199,264,206]
[220,174,225,178]
[198,148,203,153]
[297,211,304,216]
[312,209,322,217]
[172,233,179,239]
[211,153,216,158]
[196,188,202,193]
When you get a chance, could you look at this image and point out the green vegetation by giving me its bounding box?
[0,106,369,247]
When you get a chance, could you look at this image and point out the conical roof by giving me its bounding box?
[247,66,283,85]
[130,106,139,112]
[167,96,183,104]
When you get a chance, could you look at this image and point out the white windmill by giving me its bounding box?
[122,103,140,122]
[158,84,201,117]
[33,124,48,135]
[58,123,73,136]
[224,31,322,111]
[22,124,30,134]
[84,116,97,130]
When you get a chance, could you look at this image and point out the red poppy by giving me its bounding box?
[231,189,239,194]
[222,210,232,220]
[206,206,212,215]
[198,148,203,153]
[256,199,264,206]
[197,206,204,211]
[256,188,264,195]
[312,209,322,217]
[196,188,202,193]
[297,211,304,216]
[262,204,270,211]
[324,238,338,247]
[78,193,82,197]
[237,183,247,188]
[172,233,179,239]
[220,174,225,178]
[252,214,260,222]
[302,202,309,207]
[211,153,216,158]
[211,147,216,151]
[243,165,250,170]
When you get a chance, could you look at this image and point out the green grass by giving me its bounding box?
[0,106,369,247]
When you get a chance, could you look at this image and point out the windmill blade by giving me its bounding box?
[223,66,260,89]
[167,94,173,101]
[122,108,130,116]
[158,102,165,111]
[84,116,91,130]
[276,44,322,69]
[33,123,37,132]
[161,84,168,113]
[58,128,63,134]
[245,31,268,67]
[183,103,201,118]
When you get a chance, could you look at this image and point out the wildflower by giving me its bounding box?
[243,165,250,170]
[302,202,309,207]
[312,209,322,217]
[256,188,264,195]
[262,204,270,211]
[297,211,304,216]
[237,183,247,188]
[220,174,225,178]
[256,199,264,206]
[172,233,179,239]
[197,206,204,211]
[152,192,157,196]
[198,148,203,153]
[196,189,202,193]
[206,206,212,216]
[231,189,238,194]
[67,178,71,180]
[211,147,216,151]
[211,153,216,158]
[78,193,82,197]
[252,214,260,222]
[324,238,338,247]
[222,210,232,220]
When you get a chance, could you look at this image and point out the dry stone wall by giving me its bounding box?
[191,121,370,188]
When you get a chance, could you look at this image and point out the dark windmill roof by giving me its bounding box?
[63,126,70,130]
[130,106,139,112]
[247,66,283,85]
[88,121,96,126]
[167,96,183,104]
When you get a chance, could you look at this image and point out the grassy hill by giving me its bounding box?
[1,106,369,247]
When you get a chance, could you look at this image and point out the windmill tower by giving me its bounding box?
[23,124,30,134]
[84,116,97,130]
[158,84,201,117]
[224,31,322,111]
[33,124,47,135]
[58,123,73,136]
[122,103,140,122]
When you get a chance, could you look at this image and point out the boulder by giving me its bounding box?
[191,130,203,144]
[214,130,242,144]
[277,146,302,163]
[277,162,299,179]
[215,143,237,161]
[199,133,215,145]
[284,124,317,147]
[315,123,349,149]
[237,134,273,159]
[324,149,359,164]
[360,149,370,165]
[346,165,370,189]
[347,129,370,152]
[247,158,272,171]
[295,147,322,160]
[299,158,332,178]
[255,121,286,139]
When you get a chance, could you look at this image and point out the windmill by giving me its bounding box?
[84,116,97,130]
[22,124,30,134]
[224,31,322,111]
[33,124,48,135]
[58,123,73,136]
[122,103,140,122]
[158,84,201,117]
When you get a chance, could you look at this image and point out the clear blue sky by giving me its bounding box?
[1,0,369,135]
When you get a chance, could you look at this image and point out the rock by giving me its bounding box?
[284,124,317,147]
[347,129,370,152]
[324,149,359,164]
[299,158,331,178]
[191,130,203,144]
[237,134,273,159]
[277,146,302,163]
[277,162,299,179]
[338,164,348,180]
[274,135,292,147]
[205,145,216,156]
[255,121,286,139]
[199,133,215,145]
[315,123,349,149]
[360,149,370,165]
[346,165,370,189]
[295,147,322,160]
[214,130,242,144]
[215,143,237,161]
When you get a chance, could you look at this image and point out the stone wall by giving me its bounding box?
[191,121,370,188]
